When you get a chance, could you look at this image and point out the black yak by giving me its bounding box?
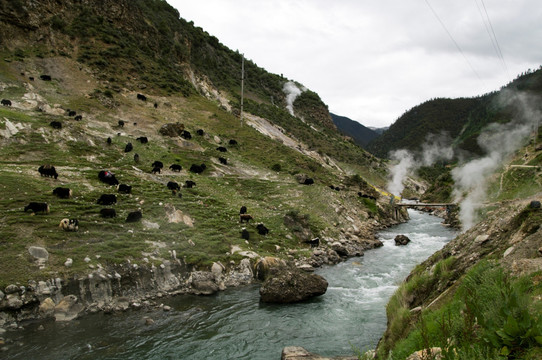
[184,180,196,188]
[167,181,181,191]
[40,74,52,81]
[240,206,247,214]
[136,136,148,144]
[49,121,62,129]
[256,223,269,235]
[74,115,82,121]
[136,94,147,101]
[98,170,119,186]
[180,130,192,140]
[118,120,125,127]
[134,153,140,163]
[189,163,206,174]
[216,146,227,152]
[124,142,133,152]
[152,161,164,169]
[169,164,182,172]
[126,210,142,223]
[100,208,117,218]
[97,194,117,205]
[68,110,76,117]
[229,139,238,145]
[1,99,11,106]
[117,184,132,194]
[52,187,72,199]
[218,157,228,165]
[241,228,250,240]
[24,202,49,214]
[38,165,58,179]
[196,129,204,136]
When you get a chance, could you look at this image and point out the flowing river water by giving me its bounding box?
[3,209,457,359]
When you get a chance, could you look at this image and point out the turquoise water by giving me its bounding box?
[3,210,457,359]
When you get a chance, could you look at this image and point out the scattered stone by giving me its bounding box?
[503,246,515,258]
[39,298,56,317]
[84,256,91,263]
[54,295,84,322]
[394,234,411,246]
[538,247,542,257]
[64,258,73,267]
[406,347,442,360]
[474,234,490,245]
[144,317,154,325]
[189,271,219,295]
[529,200,541,209]
[37,325,44,331]
[28,246,49,268]
[4,284,19,294]
[0,290,4,301]
[163,306,171,312]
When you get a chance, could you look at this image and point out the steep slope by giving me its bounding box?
[331,113,380,147]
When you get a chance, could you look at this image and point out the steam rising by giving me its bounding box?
[387,133,453,197]
[283,81,304,116]
[452,90,540,230]
[387,90,540,231]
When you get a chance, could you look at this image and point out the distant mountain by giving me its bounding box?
[365,68,542,158]
[368,126,388,135]
[331,113,380,147]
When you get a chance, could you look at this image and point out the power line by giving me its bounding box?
[423,0,484,83]
[478,0,510,77]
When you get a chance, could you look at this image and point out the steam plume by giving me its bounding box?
[387,133,454,197]
[452,90,540,230]
[283,81,304,116]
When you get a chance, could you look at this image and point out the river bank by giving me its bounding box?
[1,210,457,359]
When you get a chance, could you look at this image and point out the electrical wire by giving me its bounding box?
[423,0,484,83]
[479,0,510,77]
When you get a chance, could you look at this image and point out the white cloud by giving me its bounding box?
[170,0,542,128]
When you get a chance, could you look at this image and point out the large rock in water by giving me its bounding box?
[260,268,328,303]
[394,234,411,246]
[281,346,358,360]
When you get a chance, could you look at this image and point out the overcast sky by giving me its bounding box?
[168,0,541,128]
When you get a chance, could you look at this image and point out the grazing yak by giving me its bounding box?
[303,178,314,185]
[229,139,238,145]
[97,194,117,205]
[189,163,206,174]
[240,206,247,214]
[107,137,112,145]
[152,161,164,169]
[24,202,49,214]
[256,223,269,236]
[136,136,148,144]
[180,130,192,140]
[68,110,76,117]
[184,180,196,188]
[38,165,58,179]
[40,74,52,81]
[218,157,227,165]
[152,166,161,174]
[49,121,62,129]
[118,120,125,127]
[154,102,158,108]
[304,237,320,248]
[196,129,204,136]
[241,228,250,240]
[329,185,340,191]
[98,170,119,186]
[59,218,78,232]
[136,93,147,101]
[1,99,12,106]
[216,146,227,152]
[100,208,117,218]
[29,76,34,81]
[167,181,181,192]
[240,214,254,223]
[126,210,142,223]
[357,192,377,201]
[117,184,132,194]
[124,142,133,152]
[134,153,140,163]
[74,115,82,121]
[52,187,72,199]
[169,164,182,172]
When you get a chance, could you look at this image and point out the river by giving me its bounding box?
[3,209,457,359]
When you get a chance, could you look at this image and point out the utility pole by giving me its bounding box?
[240,54,245,126]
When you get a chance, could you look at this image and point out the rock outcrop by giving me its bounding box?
[260,268,328,303]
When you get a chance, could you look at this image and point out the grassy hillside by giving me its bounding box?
[0,0,390,288]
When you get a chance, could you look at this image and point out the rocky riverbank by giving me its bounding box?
[0,206,409,332]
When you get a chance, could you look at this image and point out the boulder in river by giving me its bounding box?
[394,234,411,246]
[260,267,328,303]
